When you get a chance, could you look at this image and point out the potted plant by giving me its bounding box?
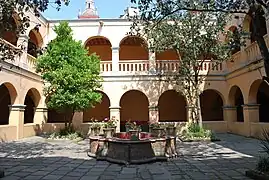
[103,116,118,138]
[125,120,141,132]
[165,123,176,136]
[89,119,102,136]
[150,123,166,138]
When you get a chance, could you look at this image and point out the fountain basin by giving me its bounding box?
[88,132,177,165]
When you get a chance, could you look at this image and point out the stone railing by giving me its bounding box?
[156,60,180,72]
[100,61,112,72]
[119,60,149,72]
[26,54,36,72]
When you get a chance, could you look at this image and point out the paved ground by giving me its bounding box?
[0,133,265,180]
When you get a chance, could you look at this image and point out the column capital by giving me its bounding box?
[35,107,48,112]
[109,106,121,111]
[222,105,237,110]
[9,104,26,111]
[111,47,119,52]
[242,104,260,110]
[149,105,158,111]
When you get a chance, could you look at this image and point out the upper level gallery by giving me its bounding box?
[1,10,268,78]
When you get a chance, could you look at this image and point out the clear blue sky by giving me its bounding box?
[43,0,134,20]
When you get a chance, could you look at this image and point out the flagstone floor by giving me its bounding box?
[0,133,264,180]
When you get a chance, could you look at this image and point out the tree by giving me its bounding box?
[36,21,102,128]
[0,0,69,63]
[129,0,232,126]
[131,0,269,80]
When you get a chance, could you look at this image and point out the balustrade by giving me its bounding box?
[119,60,149,72]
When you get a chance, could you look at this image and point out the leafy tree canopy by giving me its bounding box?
[131,0,269,78]
[36,21,102,125]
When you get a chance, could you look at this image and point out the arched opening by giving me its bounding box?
[24,89,41,124]
[0,84,12,125]
[120,90,149,131]
[156,49,180,60]
[158,90,187,122]
[228,26,241,54]
[257,81,269,122]
[1,17,18,46]
[85,36,112,61]
[243,8,267,43]
[119,36,148,60]
[83,91,110,122]
[229,86,244,122]
[28,29,43,58]
[200,89,224,121]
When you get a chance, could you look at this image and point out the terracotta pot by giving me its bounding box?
[103,127,116,138]
[152,128,165,138]
[166,127,176,136]
[90,127,101,136]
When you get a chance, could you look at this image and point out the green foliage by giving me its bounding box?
[149,123,166,129]
[103,117,118,128]
[49,126,83,141]
[256,156,269,173]
[36,22,102,124]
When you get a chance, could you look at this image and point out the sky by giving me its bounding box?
[43,0,134,20]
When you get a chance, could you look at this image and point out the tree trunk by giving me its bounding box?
[197,94,203,128]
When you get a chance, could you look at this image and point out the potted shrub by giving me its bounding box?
[150,123,166,138]
[165,123,176,136]
[89,119,102,136]
[103,116,118,138]
[125,120,141,132]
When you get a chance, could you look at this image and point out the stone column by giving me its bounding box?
[242,104,260,136]
[148,51,156,74]
[223,106,237,132]
[17,34,29,69]
[33,107,48,134]
[149,105,158,124]
[110,106,121,132]
[8,104,26,140]
[112,47,119,72]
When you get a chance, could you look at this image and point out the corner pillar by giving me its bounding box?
[112,47,119,72]
[17,34,29,69]
[110,106,121,132]
[149,105,158,124]
[9,104,26,140]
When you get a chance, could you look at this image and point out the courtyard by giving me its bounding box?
[0,133,263,180]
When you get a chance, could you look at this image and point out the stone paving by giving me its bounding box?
[0,133,265,180]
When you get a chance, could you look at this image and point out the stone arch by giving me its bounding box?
[243,8,267,43]
[0,83,17,125]
[23,88,41,124]
[248,79,263,104]
[85,36,112,61]
[228,85,244,122]
[257,81,269,122]
[1,17,18,46]
[28,29,43,57]
[120,90,149,130]
[119,36,149,60]
[200,89,224,121]
[83,91,110,122]
[158,90,187,122]
[228,26,241,54]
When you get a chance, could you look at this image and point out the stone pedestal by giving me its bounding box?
[223,106,237,132]
[9,104,26,140]
[242,104,260,136]
[149,105,158,124]
[109,106,121,132]
[33,107,48,134]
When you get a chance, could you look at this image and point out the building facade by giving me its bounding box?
[0,1,269,141]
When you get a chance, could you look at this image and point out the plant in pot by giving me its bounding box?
[165,123,176,136]
[103,116,118,138]
[150,123,166,138]
[89,118,102,136]
[125,120,141,139]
